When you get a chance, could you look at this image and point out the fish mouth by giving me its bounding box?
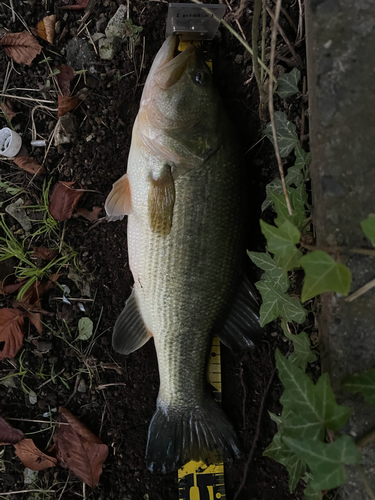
[153,35,197,89]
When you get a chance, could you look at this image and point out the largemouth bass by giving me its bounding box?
[105,35,262,473]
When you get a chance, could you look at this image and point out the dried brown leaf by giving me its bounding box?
[56,64,75,97]
[0,415,24,445]
[14,439,58,471]
[49,181,84,221]
[35,15,56,44]
[1,99,17,121]
[0,31,42,66]
[58,94,79,117]
[77,206,102,221]
[59,0,90,10]
[0,280,27,296]
[13,156,46,175]
[13,279,57,334]
[54,407,108,488]
[0,308,24,360]
[32,246,58,261]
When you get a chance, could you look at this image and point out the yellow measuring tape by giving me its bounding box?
[177,338,226,500]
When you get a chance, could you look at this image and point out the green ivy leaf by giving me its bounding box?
[260,219,302,272]
[261,178,284,211]
[303,480,322,500]
[256,279,306,326]
[285,165,304,187]
[284,435,361,491]
[294,143,311,171]
[276,351,351,440]
[77,317,94,341]
[271,185,307,230]
[300,250,352,303]
[265,111,299,157]
[342,368,375,405]
[247,251,277,272]
[264,430,306,492]
[281,320,317,371]
[361,215,375,246]
[276,68,301,99]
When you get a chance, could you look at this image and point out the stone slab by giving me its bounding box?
[306,0,375,497]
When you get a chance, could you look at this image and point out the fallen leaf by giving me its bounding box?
[56,64,75,97]
[0,31,42,66]
[14,439,58,471]
[58,94,79,117]
[49,181,85,221]
[54,407,108,488]
[0,280,27,296]
[0,415,24,445]
[59,0,90,10]
[1,99,17,121]
[77,206,102,221]
[32,246,58,261]
[0,308,24,360]
[13,156,46,175]
[13,279,57,334]
[34,15,56,44]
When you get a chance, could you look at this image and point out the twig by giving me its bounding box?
[97,383,127,389]
[345,277,375,303]
[268,0,293,216]
[252,0,268,110]
[233,367,277,500]
[189,0,275,82]
[260,0,267,82]
[357,427,375,449]
[37,368,66,389]
[266,6,303,68]
[0,93,55,103]
[0,490,56,496]
[300,75,307,142]
[296,0,304,43]
[6,417,68,425]
[2,61,12,93]
[272,0,297,32]
[9,0,15,23]
[85,24,98,55]
[355,464,375,500]
[57,475,70,500]
[223,0,248,42]
[301,242,375,257]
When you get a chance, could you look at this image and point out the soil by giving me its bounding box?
[0,1,311,499]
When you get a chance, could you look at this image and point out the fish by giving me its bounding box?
[105,34,262,473]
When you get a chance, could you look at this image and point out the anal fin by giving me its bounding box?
[217,275,262,351]
[113,290,151,354]
[105,173,132,221]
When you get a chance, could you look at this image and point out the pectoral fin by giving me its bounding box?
[148,165,175,236]
[105,173,132,221]
[113,290,152,354]
[217,275,262,351]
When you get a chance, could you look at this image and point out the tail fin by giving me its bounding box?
[146,397,241,473]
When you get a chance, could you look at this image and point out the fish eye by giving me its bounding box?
[194,72,205,85]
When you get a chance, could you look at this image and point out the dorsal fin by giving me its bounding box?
[216,275,262,351]
[105,173,132,221]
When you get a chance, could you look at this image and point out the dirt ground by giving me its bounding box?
[0,1,310,498]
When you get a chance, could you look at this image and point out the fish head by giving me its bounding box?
[138,35,221,170]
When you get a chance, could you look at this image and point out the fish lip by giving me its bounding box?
[153,36,197,89]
